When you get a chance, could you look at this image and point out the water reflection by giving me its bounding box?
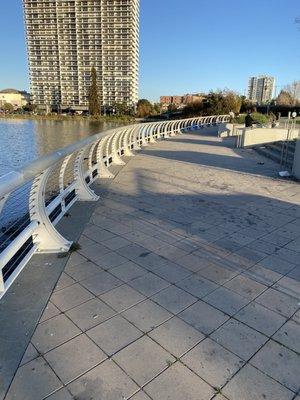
[0,118,123,177]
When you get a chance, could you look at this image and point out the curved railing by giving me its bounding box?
[0,114,229,297]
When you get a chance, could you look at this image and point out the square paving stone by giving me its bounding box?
[87,315,142,356]
[50,283,94,312]
[197,263,238,284]
[273,276,300,298]
[273,320,300,353]
[204,286,250,316]
[284,237,300,252]
[182,337,244,387]
[250,340,300,393]
[95,251,128,269]
[113,336,175,386]
[54,273,76,292]
[262,232,292,246]
[45,334,107,384]
[257,254,296,275]
[288,266,300,280]
[65,298,116,331]
[46,388,73,400]
[176,275,218,298]
[5,357,62,400]
[154,243,189,261]
[20,343,39,366]
[255,287,300,318]
[100,284,146,312]
[134,252,167,270]
[213,238,242,253]
[150,261,191,283]
[149,316,204,357]
[179,300,229,335]
[102,236,131,250]
[138,236,172,252]
[275,248,300,265]
[83,225,116,243]
[292,309,300,324]
[40,302,61,323]
[222,364,294,400]
[64,260,103,282]
[117,244,150,260]
[78,242,111,261]
[244,264,283,286]
[247,239,280,255]
[81,271,122,295]
[235,302,286,336]
[144,362,214,400]
[109,261,147,282]
[151,285,197,314]
[224,275,267,300]
[66,252,87,268]
[32,314,81,354]
[129,272,170,296]
[174,239,203,256]
[211,319,268,360]
[67,359,139,400]
[78,234,96,248]
[122,299,172,332]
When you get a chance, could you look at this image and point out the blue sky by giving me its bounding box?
[0,0,299,101]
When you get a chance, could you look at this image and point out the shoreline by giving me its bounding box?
[0,114,135,123]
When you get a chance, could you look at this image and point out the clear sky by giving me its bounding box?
[0,0,299,101]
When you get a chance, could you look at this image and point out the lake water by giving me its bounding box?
[0,118,124,177]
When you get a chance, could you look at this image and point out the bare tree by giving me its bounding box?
[283,81,300,105]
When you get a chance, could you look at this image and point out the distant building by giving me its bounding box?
[160,93,204,111]
[248,76,275,104]
[0,89,30,108]
[23,0,140,112]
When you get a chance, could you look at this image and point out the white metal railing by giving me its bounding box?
[0,115,229,298]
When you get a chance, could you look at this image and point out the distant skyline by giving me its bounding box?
[0,0,299,101]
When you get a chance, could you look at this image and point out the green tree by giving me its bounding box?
[222,90,242,114]
[153,103,161,115]
[111,102,133,115]
[168,103,178,112]
[136,99,154,118]
[183,101,204,117]
[89,67,100,116]
[22,103,37,113]
[1,103,14,113]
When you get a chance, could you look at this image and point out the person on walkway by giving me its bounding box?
[245,111,254,128]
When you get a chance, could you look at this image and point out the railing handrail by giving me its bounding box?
[0,124,134,198]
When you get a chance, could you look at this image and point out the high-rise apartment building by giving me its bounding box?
[23,0,139,112]
[247,75,275,104]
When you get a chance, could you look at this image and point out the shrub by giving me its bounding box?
[233,112,271,125]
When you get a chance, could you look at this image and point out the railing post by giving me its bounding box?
[112,131,126,165]
[29,169,72,253]
[96,137,115,178]
[74,147,99,201]
[141,125,149,146]
[123,128,135,156]
[149,124,157,143]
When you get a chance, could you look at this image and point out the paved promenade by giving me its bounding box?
[4,131,300,399]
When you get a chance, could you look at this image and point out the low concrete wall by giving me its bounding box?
[218,123,245,138]
[292,139,300,179]
[241,128,299,148]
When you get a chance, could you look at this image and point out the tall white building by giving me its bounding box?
[23,0,139,112]
[248,75,275,104]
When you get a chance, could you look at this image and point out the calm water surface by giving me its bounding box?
[0,118,124,177]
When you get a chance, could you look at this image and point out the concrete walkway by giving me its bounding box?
[4,132,300,400]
